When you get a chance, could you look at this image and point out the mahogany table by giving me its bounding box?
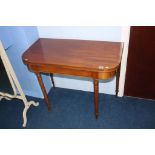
[23,38,122,118]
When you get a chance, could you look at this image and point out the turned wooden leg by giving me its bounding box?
[35,72,52,111]
[93,79,99,119]
[116,65,121,96]
[50,73,55,88]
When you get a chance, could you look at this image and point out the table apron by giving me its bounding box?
[28,64,117,80]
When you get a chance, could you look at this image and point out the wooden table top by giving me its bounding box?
[23,38,122,72]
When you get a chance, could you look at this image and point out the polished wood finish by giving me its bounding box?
[23,39,122,79]
[23,38,122,118]
[35,72,51,111]
[94,79,99,119]
[116,64,121,96]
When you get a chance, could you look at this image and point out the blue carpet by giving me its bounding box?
[0,88,155,129]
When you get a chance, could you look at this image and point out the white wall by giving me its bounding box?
[38,26,122,42]
[0,26,51,98]
[37,26,122,95]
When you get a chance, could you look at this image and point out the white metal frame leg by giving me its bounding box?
[22,100,39,127]
[0,41,39,127]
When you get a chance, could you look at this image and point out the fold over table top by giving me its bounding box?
[23,38,122,73]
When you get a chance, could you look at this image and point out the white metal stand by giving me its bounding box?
[0,41,39,127]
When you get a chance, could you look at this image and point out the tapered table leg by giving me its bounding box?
[116,65,120,96]
[50,73,55,88]
[94,79,99,119]
[35,72,52,111]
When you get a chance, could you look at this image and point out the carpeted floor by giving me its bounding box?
[0,87,155,129]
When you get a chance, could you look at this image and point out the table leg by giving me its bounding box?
[35,72,52,111]
[50,73,55,88]
[93,79,99,119]
[116,65,120,96]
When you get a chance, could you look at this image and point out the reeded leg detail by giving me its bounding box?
[94,79,99,119]
[36,72,52,111]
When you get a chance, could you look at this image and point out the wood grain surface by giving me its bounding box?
[23,38,122,75]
